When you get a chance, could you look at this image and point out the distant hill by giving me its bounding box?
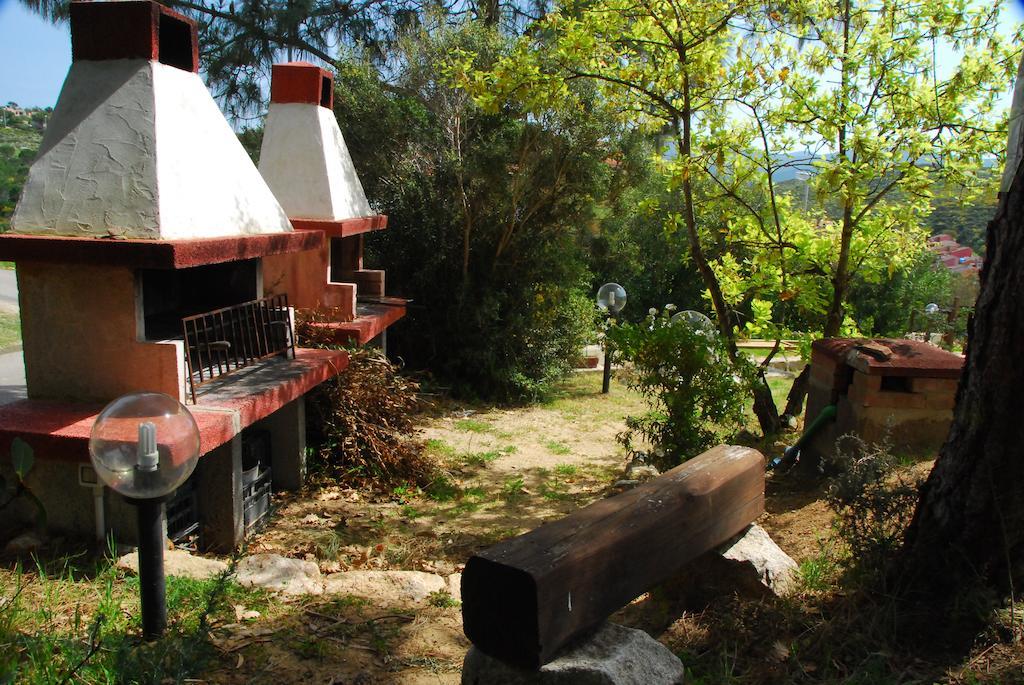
[1,105,50,232]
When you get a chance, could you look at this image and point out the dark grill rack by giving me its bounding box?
[182,294,296,403]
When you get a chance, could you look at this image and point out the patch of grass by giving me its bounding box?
[425,474,460,502]
[400,504,425,519]
[463,450,501,467]
[424,439,457,460]
[454,418,492,433]
[427,590,460,609]
[500,445,518,454]
[501,476,526,502]
[539,481,572,501]
[0,554,256,684]
[554,463,578,477]
[545,440,572,455]
[0,312,20,350]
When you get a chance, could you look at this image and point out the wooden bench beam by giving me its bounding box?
[461,444,765,669]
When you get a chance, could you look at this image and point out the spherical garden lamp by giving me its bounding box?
[671,310,715,334]
[89,392,200,639]
[596,282,627,315]
[596,283,627,394]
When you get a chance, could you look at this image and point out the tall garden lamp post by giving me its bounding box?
[89,393,201,640]
[597,283,627,394]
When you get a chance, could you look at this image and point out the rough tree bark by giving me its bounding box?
[897,152,1024,600]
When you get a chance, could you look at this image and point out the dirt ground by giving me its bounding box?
[208,371,853,685]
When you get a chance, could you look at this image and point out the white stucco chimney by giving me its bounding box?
[258,62,373,221]
[11,0,293,240]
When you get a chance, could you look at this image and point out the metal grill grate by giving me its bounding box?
[182,294,296,403]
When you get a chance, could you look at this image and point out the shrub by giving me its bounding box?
[608,308,752,471]
[303,344,436,489]
[822,434,920,583]
[333,25,616,402]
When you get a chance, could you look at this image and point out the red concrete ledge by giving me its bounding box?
[290,215,388,238]
[813,338,964,379]
[305,301,406,346]
[0,348,348,463]
[0,232,323,269]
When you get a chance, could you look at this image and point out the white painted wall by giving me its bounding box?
[12,60,161,238]
[153,64,292,237]
[12,60,293,239]
[259,103,373,221]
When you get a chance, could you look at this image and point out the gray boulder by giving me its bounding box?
[234,554,323,595]
[461,622,685,685]
[117,548,228,580]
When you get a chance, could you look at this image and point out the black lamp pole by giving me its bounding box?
[602,316,613,394]
[131,489,167,640]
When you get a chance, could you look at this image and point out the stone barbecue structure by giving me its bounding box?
[803,338,964,461]
[259,61,406,346]
[0,0,358,551]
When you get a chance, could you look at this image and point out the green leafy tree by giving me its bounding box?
[337,23,616,401]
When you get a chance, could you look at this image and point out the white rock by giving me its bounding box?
[234,554,323,596]
[323,570,446,604]
[718,523,799,596]
[446,572,462,603]
[461,622,685,685]
[117,548,229,581]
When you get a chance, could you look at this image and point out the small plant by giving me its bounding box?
[391,483,421,504]
[554,463,578,477]
[545,441,572,455]
[454,418,492,433]
[502,476,526,502]
[463,450,501,467]
[822,434,920,584]
[0,438,45,530]
[607,308,753,471]
[427,589,460,608]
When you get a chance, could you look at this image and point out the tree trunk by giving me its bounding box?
[782,364,810,420]
[897,161,1024,602]
[752,372,781,435]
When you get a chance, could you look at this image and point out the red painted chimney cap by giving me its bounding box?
[271,62,334,109]
[70,0,199,73]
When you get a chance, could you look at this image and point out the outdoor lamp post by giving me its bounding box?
[671,310,715,334]
[924,302,940,344]
[597,283,627,394]
[89,392,200,640]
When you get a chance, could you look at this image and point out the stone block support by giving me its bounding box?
[197,435,243,552]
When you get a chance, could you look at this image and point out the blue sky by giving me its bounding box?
[0,0,70,108]
[2,0,1024,111]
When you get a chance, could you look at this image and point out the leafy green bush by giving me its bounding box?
[822,434,920,584]
[608,308,753,471]
[333,24,617,402]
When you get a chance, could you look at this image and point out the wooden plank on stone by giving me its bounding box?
[461,444,765,669]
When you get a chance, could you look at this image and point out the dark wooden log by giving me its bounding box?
[461,444,765,669]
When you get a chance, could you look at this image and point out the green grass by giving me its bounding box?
[501,476,526,502]
[0,555,264,684]
[425,439,457,460]
[0,312,20,350]
[554,463,578,477]
[454,418,492,433]
[463,450,501,467]
[545,440,572,455]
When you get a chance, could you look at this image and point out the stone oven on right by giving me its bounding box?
[802,338,964,462]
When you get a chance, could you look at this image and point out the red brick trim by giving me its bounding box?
[290,215,388,237]
[0,232,323,269]
[271,61,334,109]
[0,348,348,463]
[70,0,199,73]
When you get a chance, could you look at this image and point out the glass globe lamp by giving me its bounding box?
[89,392,200,500]
[596,283,627,314]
